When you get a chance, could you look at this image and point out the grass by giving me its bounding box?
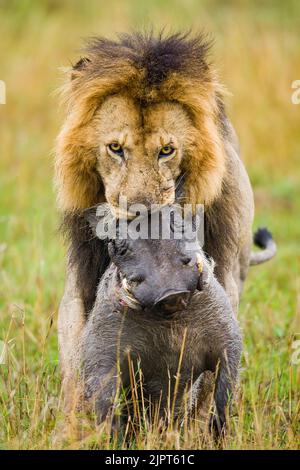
[0,0,299,449]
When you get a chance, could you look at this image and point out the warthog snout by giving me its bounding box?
[154,290,191,314]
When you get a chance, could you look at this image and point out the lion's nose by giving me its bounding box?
[154,290,191,314]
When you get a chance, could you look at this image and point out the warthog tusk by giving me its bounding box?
[195,253,203,273]
[120,276,140,308]
[122,277,130,292]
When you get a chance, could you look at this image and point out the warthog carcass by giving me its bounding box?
[81,206,243,434]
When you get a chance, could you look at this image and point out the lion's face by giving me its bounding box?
[55,33,227,214]
[94,94,195,218]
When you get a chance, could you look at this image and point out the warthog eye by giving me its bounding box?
[128,274,145,284]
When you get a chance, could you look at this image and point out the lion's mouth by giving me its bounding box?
[110,195,176,221]
[111,206,136,221]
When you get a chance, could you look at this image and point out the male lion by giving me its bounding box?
[55,32,255,408]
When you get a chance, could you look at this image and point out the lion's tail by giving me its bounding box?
[250,228,277,266]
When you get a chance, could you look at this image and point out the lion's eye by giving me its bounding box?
[108,143,124,158]
[158,145,175,159]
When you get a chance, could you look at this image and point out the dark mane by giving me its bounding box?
[61,211,110,314]
[75,31,213,92]
[204,175,240,273]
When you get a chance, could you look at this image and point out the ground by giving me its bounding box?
[0,0,299,449]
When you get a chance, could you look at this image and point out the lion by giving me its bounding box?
[54,32,261,410]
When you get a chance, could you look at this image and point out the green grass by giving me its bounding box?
[0,0,299,449]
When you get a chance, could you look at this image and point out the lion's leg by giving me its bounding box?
[223,272,239,316]
[238,235,252,296]
[57,263,85,413]
[213,263,239,316]
[216,239,251,316]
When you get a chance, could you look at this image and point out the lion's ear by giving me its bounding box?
[71,57,90,80]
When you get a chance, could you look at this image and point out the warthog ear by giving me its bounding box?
[84,208,98,236]
[84,203,114,239]
[107,240,116,258]
[108,238,128,259]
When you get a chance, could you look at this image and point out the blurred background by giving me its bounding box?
[0,0,299,449]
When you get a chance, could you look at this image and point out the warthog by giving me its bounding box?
[81,206,243,434]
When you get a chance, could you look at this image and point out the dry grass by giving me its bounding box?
[0,0,299,449]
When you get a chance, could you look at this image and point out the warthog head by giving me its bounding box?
[86,203,208,315]
[109,236,204,315]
